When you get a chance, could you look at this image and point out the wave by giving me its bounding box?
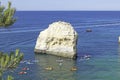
[0,29,44,34]
[0,22,120,34]
[0,38,36,49]
[74,22,120,29]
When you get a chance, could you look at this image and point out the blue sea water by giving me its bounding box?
[1,11,120,80]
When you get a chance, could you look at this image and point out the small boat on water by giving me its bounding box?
[56,59,63,63]
[84,55,91,58]
[18,71,27,75]
[56,57,63,63]
[45,66,53,71]
[86,29,92,32]
[22,67,29,71]
[71,66,77,71]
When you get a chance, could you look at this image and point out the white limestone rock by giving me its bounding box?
[34,21,78,59]
[119,36,120,43]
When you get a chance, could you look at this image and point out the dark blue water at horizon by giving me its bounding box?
[1,11,120,80]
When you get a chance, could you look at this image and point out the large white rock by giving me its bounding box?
[34,21,78,59]
[119,36,120,43]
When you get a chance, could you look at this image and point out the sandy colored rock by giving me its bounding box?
[34,21,78,59]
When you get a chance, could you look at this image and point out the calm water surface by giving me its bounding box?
[1,11,120,80]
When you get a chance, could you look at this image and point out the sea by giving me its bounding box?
[1,11,120,80]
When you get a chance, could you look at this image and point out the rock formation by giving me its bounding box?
[119,36,120,43]
[34,21,78,59]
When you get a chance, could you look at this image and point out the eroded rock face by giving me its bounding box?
[34,21,78,59]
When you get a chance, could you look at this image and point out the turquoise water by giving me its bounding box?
[1,11,120,80]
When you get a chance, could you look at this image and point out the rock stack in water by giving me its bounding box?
[119,36,120,43]
[34,21,78,59]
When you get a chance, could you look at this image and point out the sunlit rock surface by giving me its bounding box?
[34,21,78,59]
